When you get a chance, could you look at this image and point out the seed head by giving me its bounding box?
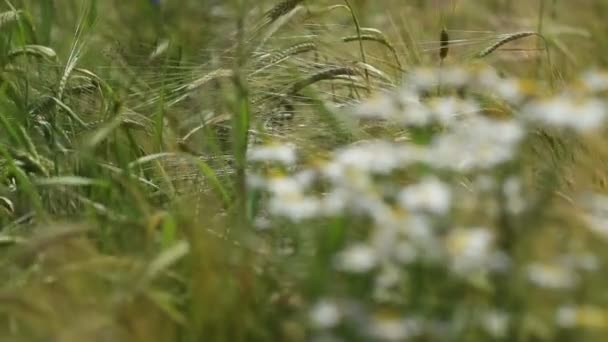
[440,28,449,60]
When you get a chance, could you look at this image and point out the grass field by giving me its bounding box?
[1,0,608,341]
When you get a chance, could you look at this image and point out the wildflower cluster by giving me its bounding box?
[248,66,608,340]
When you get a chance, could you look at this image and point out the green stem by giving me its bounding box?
[231,0,251,231]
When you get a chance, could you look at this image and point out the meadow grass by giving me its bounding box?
[1,0,608,341]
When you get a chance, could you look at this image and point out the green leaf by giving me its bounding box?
[161,213,177,249]
[145,240,190,281]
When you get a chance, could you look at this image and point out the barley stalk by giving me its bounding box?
[343,0,369,89]
[343,33,395,54]
[58,8,92,100]
[261,42,318,64]
[185,69,234,92]
[0,9,21,30]
[256,3,305,52]
[288,66,358,95]
[253,66,360,114]
[440,28,449,60]
[476,32,542,58]
[266,0,305,23]
[438,28,449,96]
[342,30,402,69]
[354,62,394,85]
[0,196,14,214]
[7,45,57,61]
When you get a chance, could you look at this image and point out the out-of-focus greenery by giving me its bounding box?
[0,0,608,341]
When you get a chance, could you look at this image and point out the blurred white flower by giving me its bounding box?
[396,89,432,126]
[327,141,418,176]
[398,177,452,215]
[310,300,342,329]
[585,214,608,239]
[375,264,401,289]
[556,306,608,329]
[369,316,422,341]
[481,310,510,338]
[582,193,608,239]
[473,175,497,192]
[430,116,524,171]
[527,263,579,290]
[266,176,321,221]
[396,214,443,262]
[406,67,440,92]
[374,264,403,302]
[503,177,526,214]
[477,68,525,104]
[446,227,495,275]
[355,91,398,119]
[559,253,600,272]
[581,70,608,92]
[354,88,434,126]
[488,251,511,273]
[320,188,349,216]
[253,216,272,230]
[405,66,470,92]
[495,78,525,104]
[335,244,377,273]
[430,97,480,125]
[248,143,297,164]
[269,195,321,222]
[246,173,267,189]
[525,97,607,132]
[267,176,305,197]
[556,306,578,328]
[393,241,418,264]
[399,214,433,239]
[476,67,501,86]
[441,67,471,88]
[355,194,394,225]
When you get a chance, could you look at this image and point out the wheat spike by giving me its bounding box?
[266,0,305,23]
[288,67,358,95]
[342,31,402,69]
[440,28,449,60]
[476,32,541,58]
[0,10,21,30]
[263,42,318,64]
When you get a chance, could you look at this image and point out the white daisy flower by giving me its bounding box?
[369,317,422,341]
[481,310,510,338]
[310,300,342,329]
[525,96,607,132]
[398,177,452,215]
[334,244,378,273]
[527,263,579,290]
[355,91,398,119]
[430,117,524,171]
[445,227,495,275]
[581,70,608,92]
[248,143,297,165]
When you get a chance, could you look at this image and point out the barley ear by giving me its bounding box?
[440,28,449,61]
[0,9,21,30]
[266,0,305,23]
[476,32,541,58]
